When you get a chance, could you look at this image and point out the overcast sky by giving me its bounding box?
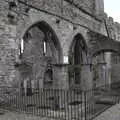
[104,0,120,22]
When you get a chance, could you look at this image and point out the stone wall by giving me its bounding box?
[0,1,18,87]
[0,0,120,88]
[64,0,95,14]
[103,13,120,41]
[0,0,98,88]
[19,0,95,14]
[104,14,120,84]
[17,0,101,33]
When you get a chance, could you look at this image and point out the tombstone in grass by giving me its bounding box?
[27,80,33,96]
[53,94,60,110]
[24,78,33,96]
[20,81,24,96]
[31,80,35,93]
[24,79,27,96]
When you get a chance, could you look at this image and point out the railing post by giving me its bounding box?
[84,91,87,120]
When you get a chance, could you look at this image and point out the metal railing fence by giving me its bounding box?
[0,83,120,120]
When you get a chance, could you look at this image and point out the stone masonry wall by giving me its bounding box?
[1,0,120,88]
[103,13,120,84]
[0,1,18,87]
[17,0,101,32]
[0,0,99,87]
[64,0,95,14]
[104,14,120,41]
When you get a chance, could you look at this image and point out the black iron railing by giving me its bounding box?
[0,83,120,120]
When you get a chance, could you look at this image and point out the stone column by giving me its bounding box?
[105,52,112,87]
[97,64,106,87]
[52,64,69,109]
[53,64,69,89]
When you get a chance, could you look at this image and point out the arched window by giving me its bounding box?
[19,38,24,56]
[69,34,87,86]
[21,39,24,53]
[43,40,47,55]
[20,21,62,89]
[19,31,32,56]
[74,37,84,84]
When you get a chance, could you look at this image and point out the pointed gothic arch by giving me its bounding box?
[21,21,62,63]
[18,21,63,89]
[69,33,88,88]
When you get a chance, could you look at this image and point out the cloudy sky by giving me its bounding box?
[104,0,120,22]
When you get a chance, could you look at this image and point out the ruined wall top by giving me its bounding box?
[64,0,96,14]
[103,12,120,41]
[1,0,120,40]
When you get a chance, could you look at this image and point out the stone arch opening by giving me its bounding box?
[21,21,62,63]
[88,30,120,89]
[88,30,120,57]
[68,33,88,89]
[92,50,120,89]
[17,21,62,91]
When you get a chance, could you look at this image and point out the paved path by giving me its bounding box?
[94,103,120,120]
[0,109,60,120]
[0,111,57,120]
